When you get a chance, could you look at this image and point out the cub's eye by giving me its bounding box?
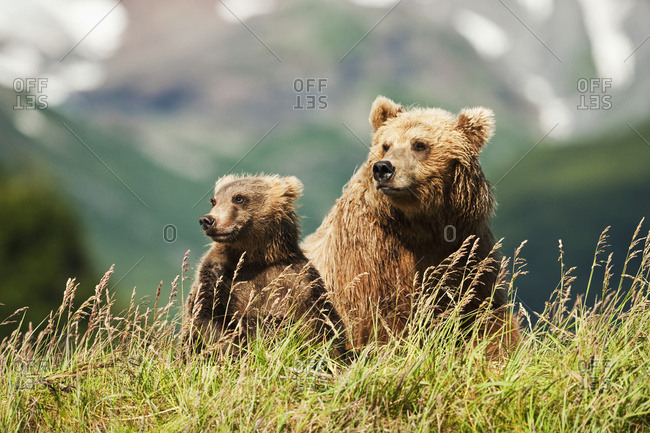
[382,143,390,152]
[232,194,245,204]
[210,198,216,206]
[412,141,428,152]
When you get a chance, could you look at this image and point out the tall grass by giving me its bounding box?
[1,223,649,431]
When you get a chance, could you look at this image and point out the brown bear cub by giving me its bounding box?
[181,174,347,359]
[304,96,520,354]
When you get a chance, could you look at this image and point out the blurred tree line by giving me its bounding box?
[0,172,96,337]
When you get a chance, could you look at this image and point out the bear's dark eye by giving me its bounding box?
[412,141,428,152]
[232,194,245,204]
[382,143,390,152]
[210,197,216,207]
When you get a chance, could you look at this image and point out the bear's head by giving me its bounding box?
[367,95,495,222]
[199,174,303,245]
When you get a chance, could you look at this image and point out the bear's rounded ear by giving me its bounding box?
[214,174,237,193]
[369,95,403,131]
[280,176,303,201]
[455,107,495,151]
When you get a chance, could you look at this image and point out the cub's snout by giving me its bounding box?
[199,215,215,230]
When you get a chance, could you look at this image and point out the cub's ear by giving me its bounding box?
[369,95,403,131]
[279,176,303,201]
[455,107,495,151]
[214,174,237,193]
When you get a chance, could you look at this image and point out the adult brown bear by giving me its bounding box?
[303,96,519,351]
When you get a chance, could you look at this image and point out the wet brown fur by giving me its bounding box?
[303,96,520,351]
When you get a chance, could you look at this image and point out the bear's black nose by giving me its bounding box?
[373,160,395,183]
[199,215,215,230]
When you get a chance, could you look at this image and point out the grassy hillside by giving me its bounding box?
[1,231,648,431]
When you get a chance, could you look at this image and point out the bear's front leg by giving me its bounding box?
[303,276,352,362]
[180,261,232,355]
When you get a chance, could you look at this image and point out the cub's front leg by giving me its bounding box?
[180,259,233,354]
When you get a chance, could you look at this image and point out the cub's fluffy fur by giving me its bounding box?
[182,174,347,358]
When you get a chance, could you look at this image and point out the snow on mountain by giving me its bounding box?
[2,0,649,138]
[0,0,126,103]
